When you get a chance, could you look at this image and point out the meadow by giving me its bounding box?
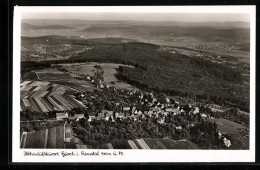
[60,62,134,90]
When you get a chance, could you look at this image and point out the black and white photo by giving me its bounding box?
[12,6,256,162]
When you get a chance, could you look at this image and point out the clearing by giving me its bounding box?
[59,62,134,90]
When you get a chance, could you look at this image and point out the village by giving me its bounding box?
[52,71,232,148]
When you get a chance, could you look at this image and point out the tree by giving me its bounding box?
[93,65,104,87]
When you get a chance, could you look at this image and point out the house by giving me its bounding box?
[130,114,137,119]
[102,110,108,115]
[147,111,153,117]
[118,112,125,118]
[56,112,68,120]
[68,113,84,120]
[137,111,142,116]
[160,104,165,109]
[193,107,200,114]
[123,107,131,111]
[115,112,124,118]
[165,108,180,114]
[97,112,105,119]
[157,118,165,124]
[209,104,225,113]
[107,111,113,117]
[176,126,182,130]
[201,113,207,118]
[91,116,97,121]
[218,132,222,139]
[130,106,136,113]
[152,107,160,112]
[163,112,169,116]
[223,138,231,147]
[74,114,84,118]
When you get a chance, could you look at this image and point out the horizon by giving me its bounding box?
[21,12,250,23]
[21,18,250,23]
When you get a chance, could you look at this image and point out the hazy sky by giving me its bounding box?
[22,12,250,22]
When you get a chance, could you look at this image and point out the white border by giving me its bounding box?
[13,6,256,163]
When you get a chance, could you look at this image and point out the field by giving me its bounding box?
[21,126,65,148]
[20,80,85,113]
[207,118,249,149]
[207,118,246,134]
[59,62,134,89]
[34,68,96,92]
[33,64,134,91]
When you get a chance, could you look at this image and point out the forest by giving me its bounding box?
[21,39,249,112]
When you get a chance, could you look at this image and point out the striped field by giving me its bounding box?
[20,80,85,113]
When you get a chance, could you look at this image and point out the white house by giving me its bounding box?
[176,126,182,130]
[223,138,231,147]
[193,107,200,114]
[56,112,68,120]
[123,107,131,111]
[201,113,207,118]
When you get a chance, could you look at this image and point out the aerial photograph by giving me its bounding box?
[19,11,250,150]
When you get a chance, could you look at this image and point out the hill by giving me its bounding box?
[20,36,249,111]
[22,23,75,30]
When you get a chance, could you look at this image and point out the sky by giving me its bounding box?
[21,12,250,22]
